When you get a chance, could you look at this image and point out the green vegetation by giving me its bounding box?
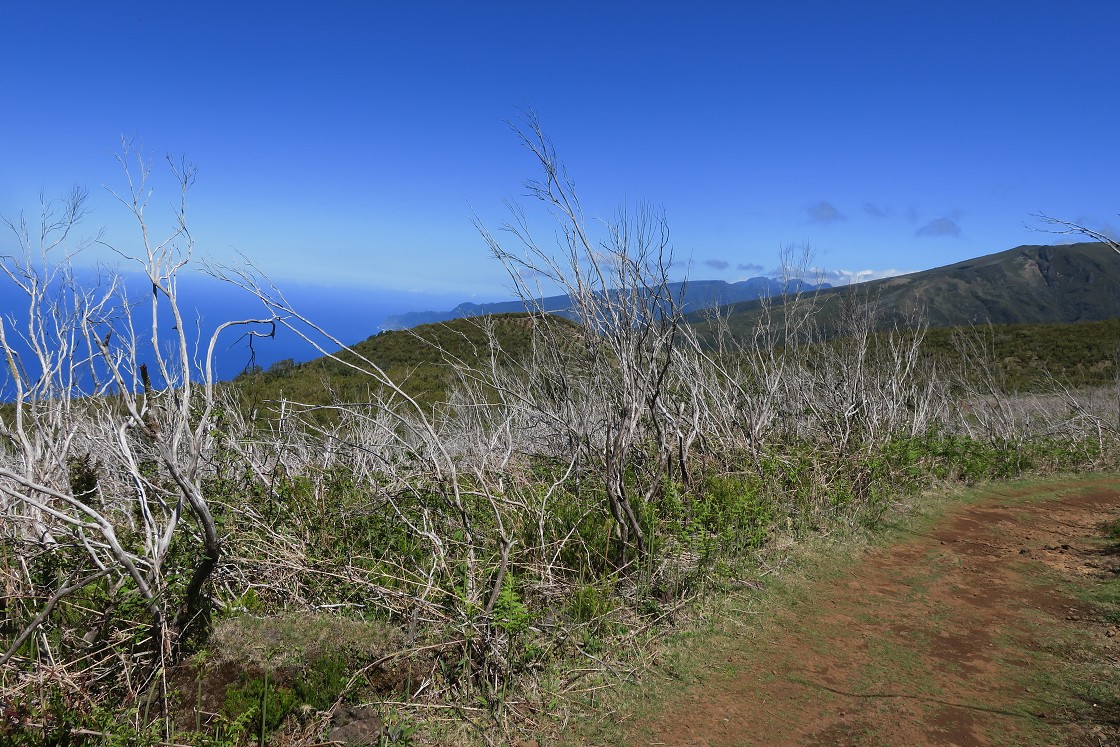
[706,241,1120,340]
[923,318,1120,391]
[230,312,579,413]
[221,654,349,733]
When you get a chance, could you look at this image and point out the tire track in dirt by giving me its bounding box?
[635,477,1120,747]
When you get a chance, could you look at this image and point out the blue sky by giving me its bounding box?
[3,1,1118,305]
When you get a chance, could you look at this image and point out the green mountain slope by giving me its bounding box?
[230,312,576,413]
[706,242,1120,337]
[922,318,1120,391]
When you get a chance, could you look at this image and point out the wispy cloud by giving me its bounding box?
[1073,215,1120,242]
[863,202,891,218]
[916,216,962,237]
[806,200,845,224]
[817,267,908,285]
[1041,217,1120,246]
[736,262,764,273]
[704,259,730,270]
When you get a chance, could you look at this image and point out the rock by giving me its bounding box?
[328,705,383,746]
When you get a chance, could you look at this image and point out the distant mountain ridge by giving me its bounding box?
[706,242,1120,336]
[381,277,831,330]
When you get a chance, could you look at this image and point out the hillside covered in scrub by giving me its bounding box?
[230,312,581,413]
[706,242,1120,338]
[231,309,1120,416]
[6,1,1120,743]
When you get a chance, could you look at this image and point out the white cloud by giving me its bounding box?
[814,267,908,285]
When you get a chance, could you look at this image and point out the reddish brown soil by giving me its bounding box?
[636,478,1120,747]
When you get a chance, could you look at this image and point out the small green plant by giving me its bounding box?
[492,574,531,636]
[568,583,619,632]
[379,711,419,746]
[1106,519,1120,543]
[175,707,259,747]
[223,671,298,736]
[695,474,775,553]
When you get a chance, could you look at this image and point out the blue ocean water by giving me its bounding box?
[167,276,467,380]
[0,270,466,390]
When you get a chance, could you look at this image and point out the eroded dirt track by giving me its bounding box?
[639,478,1120,747]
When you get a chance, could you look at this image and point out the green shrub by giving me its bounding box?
[697,474,774,552]
[221,654,350,737]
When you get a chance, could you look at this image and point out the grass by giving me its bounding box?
[207,612,404,671]
[994,581,1120,745]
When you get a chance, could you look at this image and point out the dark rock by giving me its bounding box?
[328,705,383,745]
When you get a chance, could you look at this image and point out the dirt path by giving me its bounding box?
[633,477,1120,747]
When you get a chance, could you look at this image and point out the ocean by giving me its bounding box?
[0,269,466,391]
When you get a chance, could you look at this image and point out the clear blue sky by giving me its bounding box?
[4,1,1118,302]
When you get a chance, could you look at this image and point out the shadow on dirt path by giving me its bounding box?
[633,477,1120,747]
